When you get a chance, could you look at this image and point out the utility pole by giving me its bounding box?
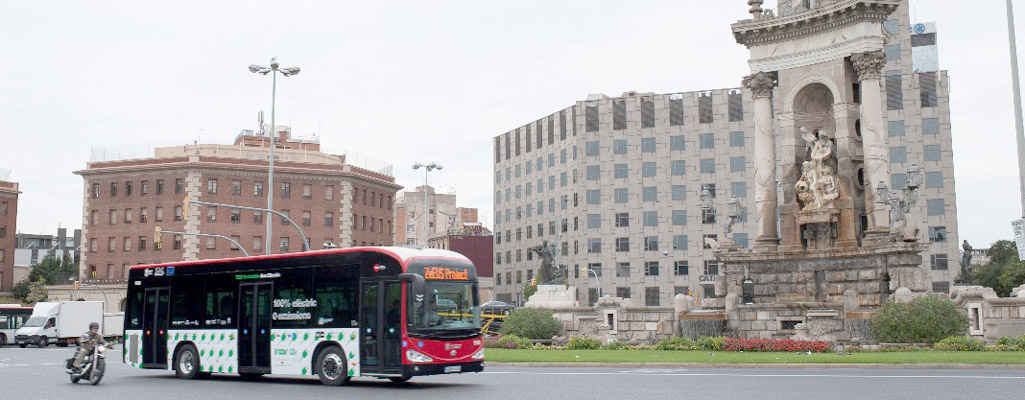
[1008,0,1025,216]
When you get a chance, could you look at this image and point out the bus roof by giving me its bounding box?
[129,246,472,270]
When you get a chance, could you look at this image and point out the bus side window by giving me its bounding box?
[171,276,203,328]
[273,267,312,329]
[127,290,143,329]
[314,265,357,328]
[204,275,235,328]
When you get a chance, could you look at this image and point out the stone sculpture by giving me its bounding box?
[794,127,839,211]
[529,241,564,284]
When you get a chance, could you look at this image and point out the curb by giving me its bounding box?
[485,362,1025,370]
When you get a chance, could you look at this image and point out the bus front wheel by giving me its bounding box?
[315,346,350,386]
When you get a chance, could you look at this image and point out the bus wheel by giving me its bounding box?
[0,333,6,346]
[389,377,410,384]
[315,346,350,386]
[175,344,201,380]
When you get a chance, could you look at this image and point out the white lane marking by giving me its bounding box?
[482,371,1025,380]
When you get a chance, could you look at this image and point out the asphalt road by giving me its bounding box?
[2,345,1024,400]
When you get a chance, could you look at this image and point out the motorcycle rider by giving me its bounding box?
[69,322,107,373]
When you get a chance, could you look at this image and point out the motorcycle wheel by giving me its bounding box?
[19,342,28,348]
[89,359,105,385]
[70,374,81,384]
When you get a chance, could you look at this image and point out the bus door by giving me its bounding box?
[141,287,170,367]
[238,282,272,374]
[359,279,403,374]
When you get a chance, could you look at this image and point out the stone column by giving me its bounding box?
[852,51,890,240]
[743,72,779,249]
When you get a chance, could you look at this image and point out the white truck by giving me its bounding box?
[14,301,104,348]
[103,312,124,341]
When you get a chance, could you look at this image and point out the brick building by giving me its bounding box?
[75,128,401,282]
[394,185,479,246]
[0,173,19,292]
[427,223,495,301]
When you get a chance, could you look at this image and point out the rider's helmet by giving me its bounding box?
[89,322,99,330]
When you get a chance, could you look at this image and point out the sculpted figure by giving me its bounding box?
[794,128,840,211]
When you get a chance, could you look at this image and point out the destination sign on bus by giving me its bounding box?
[424,267,469,280]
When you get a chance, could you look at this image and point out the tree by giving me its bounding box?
[25,279,49,304]
[871,294,969,344]
[12,279,31,302]
[27,252,78,286]
[968,240,1025,296]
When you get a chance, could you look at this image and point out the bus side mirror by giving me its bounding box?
[398,273,426,303]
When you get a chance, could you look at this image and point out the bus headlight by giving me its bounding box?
[405,350,433,363]
[472,348,485,360]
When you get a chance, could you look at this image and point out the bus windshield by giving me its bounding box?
[409,280,480,339]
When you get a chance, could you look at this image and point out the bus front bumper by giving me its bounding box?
[404,361,484,376]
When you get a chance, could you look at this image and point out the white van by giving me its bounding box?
[15,301,104,348]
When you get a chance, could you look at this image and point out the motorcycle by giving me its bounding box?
[65,344,111,385]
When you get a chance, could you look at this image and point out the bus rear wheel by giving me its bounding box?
[175,344,201,380]
[315,346,350,386]
[389,377,411,384]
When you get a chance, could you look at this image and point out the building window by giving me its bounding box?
[173,235,182,250]
[175,178,183,194]
[302,211,312,227]
[587,263,602,277]
[615,237,630,252]
[231,180,242,195]
[922,118,940,135]
[929,226,947,242]
[123,237,130,252]
[110,182,118,197]
[643,186,657,202]
[588,238,601,254]
[586,105,599,132]
[702,208,716,224]
[644,236,659,251]
[615,212,629,227]
[586,213,601,229]
[616,287,631,299]
[925,171,944,188]
[669,96,685,126]
[728,90,744,121]
[703,234,718,249]
[156,179,164,195]
[155,206,163,222]
[230,209,241,223]
[924,145,941,162]
[254,211,263,224]
[139,236,147,251]
[886,71,903,110]
[126,181,133,196]
[281,182,291,198]
[730,131,745,147]
[174,206,183,221]
[641,98,655,128]
[927,199,945,216]
[699,133,715,149]
[890,147,907,163]
[888,120,905,137]
[207,179,218,194]
[324,212,334,227]
[700,158,716,174]
[254,182,264,196]
[205,236,216,250]
[280,237,290,252]
[645,287,660,306]
[587,190,601,205]
[884,44,900,60]
[643,211,658,227]
[645,262,659,276]
[730,157,746,173]
[92,184,100,198]
[734,233,749,248]
[613,100,626,130]
[931,254,948,270]
[731,182,747,198]
[124,208,133,223]
[675,261,689,276]
[141,180,149,195]
[698,93,713,124]
[920,72,938,107]
[616,262,631,278]
[206,206,216,222]
[641,137,656,153]
[139,208,148,223]
[673,235,688,250]
[672,210,687,226]
[704,259,719,275]
[672,185,686,201]
[642,162,657,177]
[587,165,601,181]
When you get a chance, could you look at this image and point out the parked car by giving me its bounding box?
[480,301,516,316]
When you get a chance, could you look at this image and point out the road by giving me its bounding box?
[2,345,1023,400]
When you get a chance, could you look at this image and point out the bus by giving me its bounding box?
[0,304,33,346]
[123,247,483,385]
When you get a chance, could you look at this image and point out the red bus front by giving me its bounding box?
[399,259,484,377]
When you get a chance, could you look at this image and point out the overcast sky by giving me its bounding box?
[0,0,1021,249]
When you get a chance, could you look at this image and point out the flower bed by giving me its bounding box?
[724,337,832,353]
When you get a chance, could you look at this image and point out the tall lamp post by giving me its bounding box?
[249,57,300,255]
[412,162,442,247]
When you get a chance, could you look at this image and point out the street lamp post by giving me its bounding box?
[412,162,442,247]
[249,57,300,255]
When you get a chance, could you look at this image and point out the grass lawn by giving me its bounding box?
[484,348,1025,364]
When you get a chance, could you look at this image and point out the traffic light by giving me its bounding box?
[530,277,537,286]
[74,280,79,290]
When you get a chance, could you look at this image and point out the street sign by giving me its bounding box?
[1012,218,1025,260]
